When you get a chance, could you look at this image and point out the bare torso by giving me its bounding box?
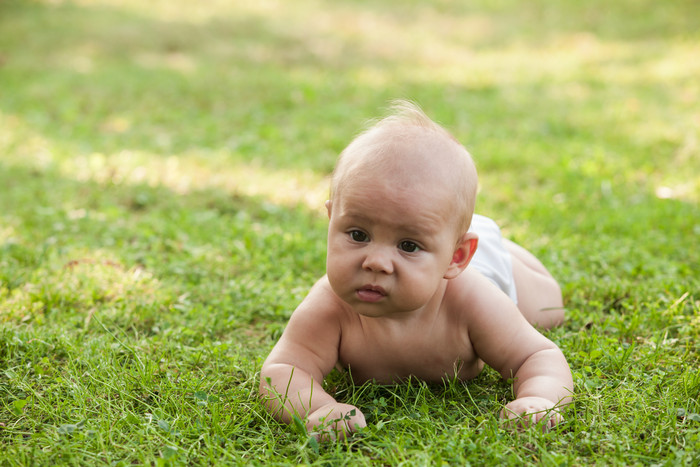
[334,270,486,384]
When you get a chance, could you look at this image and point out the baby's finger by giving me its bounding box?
[501,407,562,432]
[307,407,366,442]
[533,409,563,432]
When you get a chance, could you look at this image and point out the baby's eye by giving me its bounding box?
[349,230,369,243]
[398,241,420,253]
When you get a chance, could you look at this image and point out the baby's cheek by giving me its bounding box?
[400,280,435,308]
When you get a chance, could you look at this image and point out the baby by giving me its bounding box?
[260,101,573,439]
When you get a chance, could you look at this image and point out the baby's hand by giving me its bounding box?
[305,403,367,441]
[501,396,563,431]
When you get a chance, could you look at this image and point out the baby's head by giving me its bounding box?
[330,101,478,238]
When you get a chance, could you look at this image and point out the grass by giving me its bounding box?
[1,0,699,464]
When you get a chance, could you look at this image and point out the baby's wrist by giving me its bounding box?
[510,395,557,405]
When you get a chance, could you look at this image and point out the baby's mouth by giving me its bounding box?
[356,285,386,302]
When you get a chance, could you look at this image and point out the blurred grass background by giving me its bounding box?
[1,0,699,464]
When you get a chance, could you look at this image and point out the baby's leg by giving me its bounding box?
[504,239,564,329]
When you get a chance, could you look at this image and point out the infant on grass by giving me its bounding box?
[260,101,573,439]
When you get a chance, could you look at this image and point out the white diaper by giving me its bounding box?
[468,214,518,303]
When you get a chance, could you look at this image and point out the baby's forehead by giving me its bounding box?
[337,153,458,213]
[348,125,462,173]
[336,178,457,233]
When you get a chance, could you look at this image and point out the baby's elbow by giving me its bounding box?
[259,366,273,397]
[260,361,285,386]
[259,360,287,398]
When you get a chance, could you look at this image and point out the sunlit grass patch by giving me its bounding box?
[0,250,167,326]
[65,151,329,211]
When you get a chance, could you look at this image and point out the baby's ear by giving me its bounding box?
[444,232,478,279]
[325,200,332,218]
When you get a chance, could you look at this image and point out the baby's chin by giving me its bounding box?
[348,300,425,319]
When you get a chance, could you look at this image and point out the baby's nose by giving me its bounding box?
[362,247,394,274]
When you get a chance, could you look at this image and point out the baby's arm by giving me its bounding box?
[259,279,366,439]
[467,278,573,428]
[500,346,572,429]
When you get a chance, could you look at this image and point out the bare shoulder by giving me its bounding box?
[263,276,347,376]
[445,268,558,378]
[277,276,348,344]
[444,268,514,322]
[291,276,347,321]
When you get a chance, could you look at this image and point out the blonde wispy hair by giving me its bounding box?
[330,100,478,235]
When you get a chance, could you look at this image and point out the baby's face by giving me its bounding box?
[326,172,460,318]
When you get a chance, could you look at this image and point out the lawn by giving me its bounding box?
[1,0,699,464]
